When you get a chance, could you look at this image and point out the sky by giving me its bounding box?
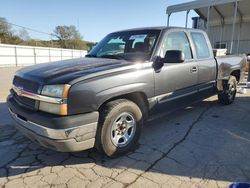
[0,0,197,42]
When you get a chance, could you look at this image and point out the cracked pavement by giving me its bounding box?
[1,67,250,188]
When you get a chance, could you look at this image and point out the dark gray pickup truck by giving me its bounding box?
[7,27,247,157]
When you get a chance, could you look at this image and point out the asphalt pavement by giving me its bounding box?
[0,67,250,188]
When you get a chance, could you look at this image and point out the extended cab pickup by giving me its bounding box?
[7,27,247,157]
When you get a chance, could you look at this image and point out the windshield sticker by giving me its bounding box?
[129,34,147,40]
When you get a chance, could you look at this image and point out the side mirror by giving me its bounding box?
[164,50,185,63]
[153,50,185,72]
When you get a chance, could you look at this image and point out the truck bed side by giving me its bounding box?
[216,55,247,90]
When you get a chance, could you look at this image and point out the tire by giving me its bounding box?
[95,99,143,157]
[218,76,237,105]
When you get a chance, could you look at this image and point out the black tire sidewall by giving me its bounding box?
[218,76,237,105]
[100,100,143,157]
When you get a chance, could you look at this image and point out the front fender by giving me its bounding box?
[95,83,147,104]
[67,66,154,115]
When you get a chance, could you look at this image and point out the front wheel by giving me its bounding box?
[96,99,143,157]
[218,76,237,105]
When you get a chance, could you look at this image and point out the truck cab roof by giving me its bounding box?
[114,26,203,33]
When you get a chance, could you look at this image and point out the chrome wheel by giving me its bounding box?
[228,82,236,100]
[111,112,136,148]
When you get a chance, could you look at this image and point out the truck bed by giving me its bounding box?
[216,55,247,83]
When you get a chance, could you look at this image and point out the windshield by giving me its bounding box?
[87,30,161,62]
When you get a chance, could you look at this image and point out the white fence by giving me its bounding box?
[0,44,87,67]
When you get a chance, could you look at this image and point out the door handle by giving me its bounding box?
[191,67,197,73]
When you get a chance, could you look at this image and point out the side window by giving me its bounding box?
[191,32,210,59]
[160,32,192,60]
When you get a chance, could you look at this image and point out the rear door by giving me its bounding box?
[190,31,217,92]
[154,30,198,105]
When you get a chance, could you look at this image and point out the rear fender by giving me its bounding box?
[216,56,247,91]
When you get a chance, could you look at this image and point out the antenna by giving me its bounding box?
[77,17,80,32]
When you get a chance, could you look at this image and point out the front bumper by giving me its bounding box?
[7,96,99,152]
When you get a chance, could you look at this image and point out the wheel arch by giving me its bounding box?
[98,92,149,120]
[230,69,241,83]
[217,69,240,91]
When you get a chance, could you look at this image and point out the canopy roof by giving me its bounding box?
[167,0,250,25]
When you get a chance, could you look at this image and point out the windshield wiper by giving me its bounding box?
[86,54,125,60]
[98,54,123,60]
[85,54,97,58]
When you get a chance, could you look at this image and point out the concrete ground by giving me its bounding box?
[0,67,250,188]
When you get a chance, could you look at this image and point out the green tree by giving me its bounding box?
[0,17,11,35]
[18,28,30,41]
[54,25,81,40]
[0,17,23,44]
[0,17,12,43]
[54,25,81,48]
[54,25,88,50]
[0,18,94,50]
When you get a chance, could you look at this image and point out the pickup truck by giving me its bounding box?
[7,27,247,157]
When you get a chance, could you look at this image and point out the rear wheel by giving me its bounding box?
[218,76,237,105]
[96,99,143,157]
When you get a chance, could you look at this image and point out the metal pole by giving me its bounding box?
[237,23,242,53]
[61,49,63,60]
[219,26,223,48]
[248,60,250,87]
[14,46,18,67]
[185,10,190,28]
[33,48,36,64]
[49,48,51,62]
[219,18,224,49]
[230,1,238,54]
[207,6,211,34]
[237,12,243,54]
[50,34,53,48]
[167,14,171,27]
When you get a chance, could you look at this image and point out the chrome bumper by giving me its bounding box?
[9,108,98,152]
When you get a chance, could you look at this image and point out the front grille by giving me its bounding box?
[13,76,40,93]
[12,76,40,110]
[12,90,36,110]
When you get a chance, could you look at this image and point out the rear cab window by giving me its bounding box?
[191,32,211,59]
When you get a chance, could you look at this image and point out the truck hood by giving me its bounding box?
[15,57,134,85]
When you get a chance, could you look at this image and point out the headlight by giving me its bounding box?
[39,84,70,115]
[41,84,70,98]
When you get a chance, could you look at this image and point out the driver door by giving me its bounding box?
[154,31,198,107]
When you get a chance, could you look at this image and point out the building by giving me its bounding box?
[166,0,250,54]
